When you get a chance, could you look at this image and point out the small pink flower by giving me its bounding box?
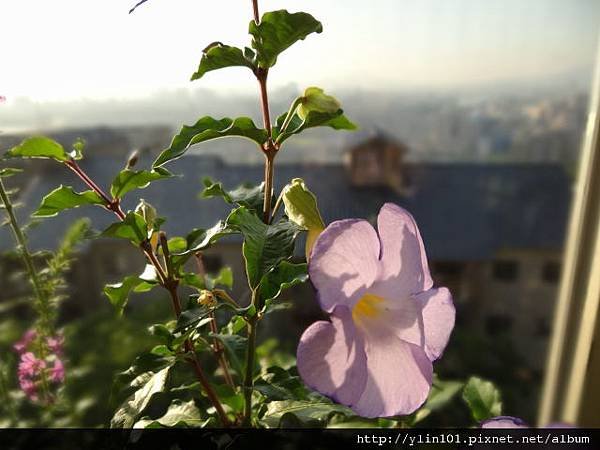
[13,329,37,354]
[18,352,46,378]
[47,334,64,355]
[50,359,65,383]
[19,378,38,401]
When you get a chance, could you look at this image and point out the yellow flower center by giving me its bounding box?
[352,293,385,324]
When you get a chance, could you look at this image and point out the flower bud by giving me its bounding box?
[198,290,217,307]
[297,87,341,120]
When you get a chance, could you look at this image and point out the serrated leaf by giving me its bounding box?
[260,261,307,307]
[111,365,172,428]
[134,400,203,428]
[6,136,70,162]
[249,10,323,68]
[110,167,172,199]
[191,44,255,81]
[201,177,264,212]
[153,117,267,167]
[33,185,104,217]
[102,212,148,246]
[462,376,502,422]
[227,207,301,288]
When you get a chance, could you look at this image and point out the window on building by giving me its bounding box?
[485,314,513,336]
[542,261,561,284]
[433,261,463,277]
[492,260,519,282]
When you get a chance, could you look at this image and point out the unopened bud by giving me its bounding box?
[135,199,157,226]
[198,290,217,307]
[126,150,140,169]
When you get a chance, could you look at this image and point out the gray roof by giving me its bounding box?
[1,155,571,261]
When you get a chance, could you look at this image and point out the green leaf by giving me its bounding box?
[134,399,204,428]
[249,10,323,68]
[33,185,104,217]
[191,44,255,81]
[111,365,172,428]
[260,398,352,428]
[0,168,23,178]
[6,136,70,162]
[149,324,174,347]
[214,385,244,413]
[462,376,503,422]
[172,221,234,268]
[104,266,159,315]
[110,167,172,199]
[210,334,247,376]
[254,367,308,402]
[174,304,214,333]
[201,177,264,212]
[409,376,464,425]
[227,207,301,288]
[260,261,308,306]
[153,117,267,167]
[102,212,148,246]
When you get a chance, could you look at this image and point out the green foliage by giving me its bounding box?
[260,397,352,428]
[111,354,175,428]
[201,178,264,212]
[210,334,247,376]
[110,167,172,199]
[249,10,322,68]
[153,117,267,167]
[0,168,23,178]
[104,267,159,316]
[254,366,308,402]
[259,262,307,308]
[408,376,464,425]
[273,102,356,145]
[33,186,104,217]
[227,207,300,288]
[102,212,148,246]
[134,399,204,428]
[191,44,256,81]
[5,136,79,162]
[462,376,503,422]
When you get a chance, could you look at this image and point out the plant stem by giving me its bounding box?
[194,253,235,388]
[0,177,52,403]
[251,0,260,23]
[242,309,258,426]
[262,152,274,223]
[63,161,231,427]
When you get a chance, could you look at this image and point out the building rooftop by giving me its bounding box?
[1,152,571,261]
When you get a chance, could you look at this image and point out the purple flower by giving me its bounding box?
[481,416,576,428]
[50,358,65,383]
[297,203,455,418]
[13,329,36,354]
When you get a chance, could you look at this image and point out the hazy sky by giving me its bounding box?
[0,0,599,102]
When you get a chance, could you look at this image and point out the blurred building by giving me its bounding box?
[0,128,571,371]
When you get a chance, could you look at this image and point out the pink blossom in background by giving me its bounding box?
[50,359,65,383]
[297,203,455,418]
[13,329,36,354]
[17,352,46,379]
[47,334,64,355]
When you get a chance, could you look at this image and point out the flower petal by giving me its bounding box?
[415,287,455,361]
[309,219,380,312]
[353,331,432,418]
[297,306,367,407]
[481,416,528,428]
[377,203,433,295]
